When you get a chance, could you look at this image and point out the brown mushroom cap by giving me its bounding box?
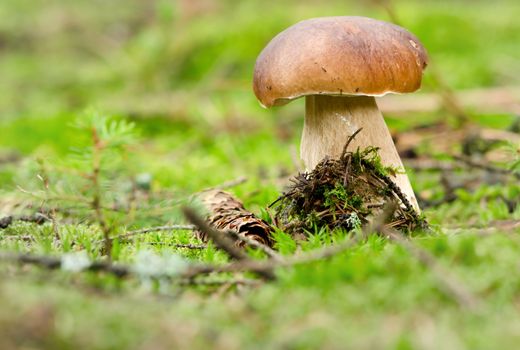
[253,16,428,107]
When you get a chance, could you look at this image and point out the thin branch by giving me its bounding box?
[108,224,196,243]
[1,235,34,242]
[0,251,264,290]
[0,252,129,277]
[227,231,283,261]
[360,158,417,216]
[0,214,49,229]
[210,176,248,190]
[382,226,480,310]
[0,249,284,282]
[404,159,459,172]
[379,86,520,115]
[90,127,112,256]
[176,277,261,287]
[0,225,374,283]
[182,204,400,279]
[0,207,410,290]
[182,208,248,260]
[340,128,363,161]
[36,159,60,241]
[446,219,520,236]
[182,207,276,280]
[201,203,394,271]
[142,242,207,249]
[452,155,520,179]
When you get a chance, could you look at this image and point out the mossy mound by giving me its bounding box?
[271,139,426,235]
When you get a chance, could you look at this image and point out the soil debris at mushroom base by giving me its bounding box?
[271,130,428,236]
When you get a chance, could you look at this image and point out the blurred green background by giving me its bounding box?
[1,0,519,149]
[1,0,519,203]
[1,1,520,349]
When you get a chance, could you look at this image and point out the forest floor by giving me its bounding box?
[1,1,520,349]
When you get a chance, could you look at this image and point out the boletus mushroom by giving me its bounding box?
[253,16,428,212]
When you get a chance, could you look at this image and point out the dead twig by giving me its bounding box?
[176,277,261,287]
[0,208,424,291]
[382,226,480,310]
[141,242,207,249]
[0,150,21,164]
[227,231,283,261]
[1,235,35,242]
[452,155,520,179]
[379,86,520,116]
[0,246,341,281]
[36,158,61,241]
[183,208,248,261]
[90,128,112,256]
[0,208,391,287]
[209,176,248,190]
[0,214,49,229]
[107,224,196,244]
[182,207,275,280]
[0,252,129,277]
[340,128,363,160]
[360,158,417,217]
[181,205,397,278]
[446,219,520,236]
[198,203,394,273]
[404,159,459,172]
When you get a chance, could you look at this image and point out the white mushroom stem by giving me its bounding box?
[301,95,420,212]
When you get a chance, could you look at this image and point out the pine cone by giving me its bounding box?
[196,190,273,247]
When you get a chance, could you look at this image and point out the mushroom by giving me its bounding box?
[253,16,428,211]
